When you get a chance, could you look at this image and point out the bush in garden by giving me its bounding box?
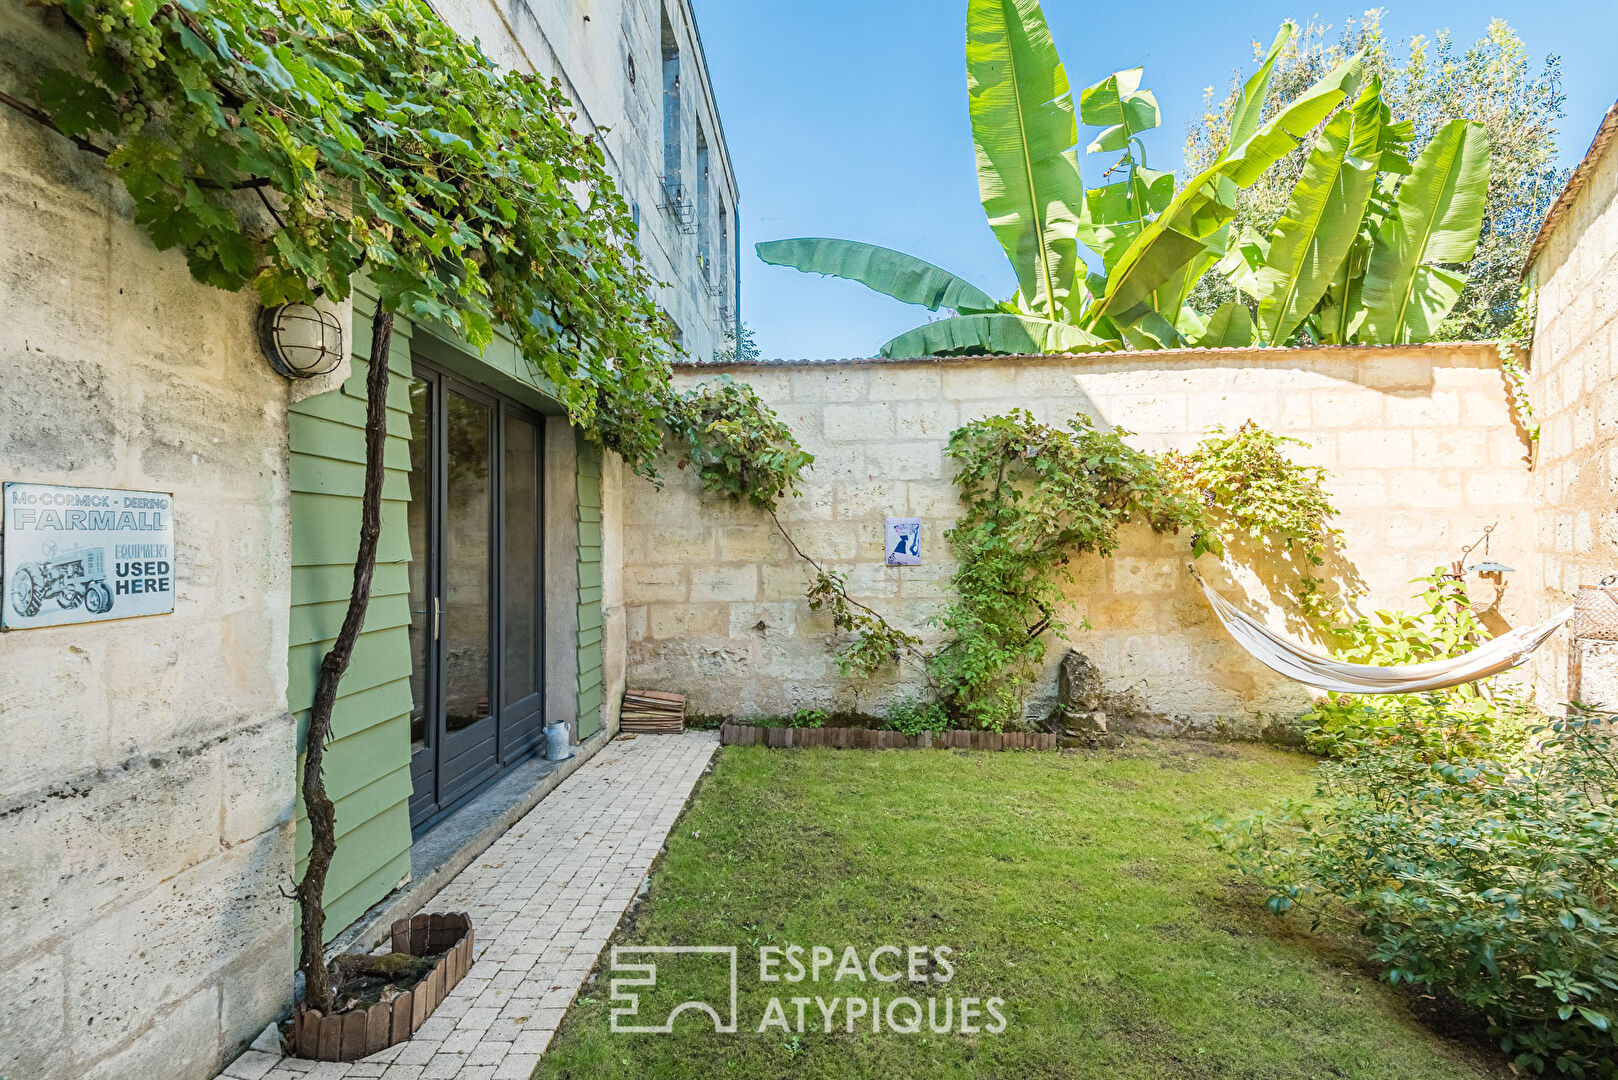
[1305,569,1537,758]
[1211,710,1618,1076]
[884,696,948,736]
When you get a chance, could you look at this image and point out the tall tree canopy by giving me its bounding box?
[1185,11,1567,340]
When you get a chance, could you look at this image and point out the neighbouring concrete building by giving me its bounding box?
[0,0,736,1077]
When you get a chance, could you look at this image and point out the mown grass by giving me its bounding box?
[534,741,1508,1080]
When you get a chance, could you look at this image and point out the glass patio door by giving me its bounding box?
[407,362,545,828]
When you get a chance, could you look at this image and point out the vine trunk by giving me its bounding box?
[297,309,393,1013]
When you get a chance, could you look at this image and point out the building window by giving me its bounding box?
[660,7,681,206]
[696,122,712,281]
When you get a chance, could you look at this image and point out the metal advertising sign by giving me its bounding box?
[2,482,176,630]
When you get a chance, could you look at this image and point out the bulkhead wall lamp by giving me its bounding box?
[258,302,344,380]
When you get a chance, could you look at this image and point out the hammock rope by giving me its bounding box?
[1191,567,1572,695]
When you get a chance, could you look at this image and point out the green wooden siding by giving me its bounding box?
[290,290,597,941]
[288,294,416,941]
[577,436,604,739]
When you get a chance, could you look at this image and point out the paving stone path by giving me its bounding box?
[220,730,719,1080]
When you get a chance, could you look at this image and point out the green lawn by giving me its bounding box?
[535,741,1509,1080]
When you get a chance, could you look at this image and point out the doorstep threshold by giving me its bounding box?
[327,725,616,959]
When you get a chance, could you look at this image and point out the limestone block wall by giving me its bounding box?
[621,344,1534,732]
[0,7,295,1079]
[1527,109,1618,707]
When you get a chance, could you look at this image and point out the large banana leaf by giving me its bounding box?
[1359,119,1489,344]
[880,313,1108,358]
[1227,23,1295,151]
[966,0,1088,321]
[756,238,997,312]
[1252,79,1383,345]
[1088,53,1364,330]
[1194,302,1256,347]
[1079,67,1160,154]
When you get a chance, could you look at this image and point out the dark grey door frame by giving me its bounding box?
[407,358,546,830]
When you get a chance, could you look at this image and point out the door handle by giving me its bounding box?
[433,597,441,641]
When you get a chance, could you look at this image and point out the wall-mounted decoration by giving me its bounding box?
[2,482,176,630]
[885,516,922,566]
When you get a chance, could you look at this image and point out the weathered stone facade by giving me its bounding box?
[1527,104,1618,707]
[435,0,740,362]
[621,345,1536,733]
[0,8,295,1079]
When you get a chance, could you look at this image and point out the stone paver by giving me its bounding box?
[228,731,718,1080]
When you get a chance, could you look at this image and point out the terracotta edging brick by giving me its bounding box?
[718,724,1057,751]
[288,912,474,1063]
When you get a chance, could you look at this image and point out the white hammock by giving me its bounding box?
[1194,570,1573,695]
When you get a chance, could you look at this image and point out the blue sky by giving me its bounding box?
[692,1,1618,359]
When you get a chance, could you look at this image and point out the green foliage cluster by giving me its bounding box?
[912,412,1340,729]
[31,0,677,468]
[1187,12,1566,341]
[883,695,948,736]
[665,376,814,509]
[1161,421,1342,615]
[784,708,826,730]
[1211,710,1618,1077]
[929,411,1202,729]
[761,1,1495,356]
[1305,569,1533,756]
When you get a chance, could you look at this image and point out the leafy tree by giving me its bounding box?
[1186,11,1567,339]
[712,320,762,363]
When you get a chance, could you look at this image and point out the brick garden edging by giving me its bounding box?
[719,723,1058,751]
[288,913,473,1063]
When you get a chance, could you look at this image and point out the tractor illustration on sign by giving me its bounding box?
[8,541,113,618]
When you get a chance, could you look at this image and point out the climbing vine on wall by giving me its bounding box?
[1160,422,1343,618]
[1496,282,1539,447]
[665,377,815,508]
[21,0,676,470]
[911,412,1344,730]
[929,411,1205,729]
[667,378,923,677]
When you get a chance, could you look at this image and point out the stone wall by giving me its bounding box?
[0,7,295,1078]
[1527,107,1618,708]
[621,344,1534,733]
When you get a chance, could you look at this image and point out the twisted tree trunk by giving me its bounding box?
[297,308,394,1014]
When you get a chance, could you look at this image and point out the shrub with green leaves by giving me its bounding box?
[884,696,948,736]
[1306,569,1535,757]
[1160,421,1342,614]
[665,377,814,509]
[1211,711,1618,1077]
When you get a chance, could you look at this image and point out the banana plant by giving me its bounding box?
[758,0,1484,357]
[1225,81,1488,347]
